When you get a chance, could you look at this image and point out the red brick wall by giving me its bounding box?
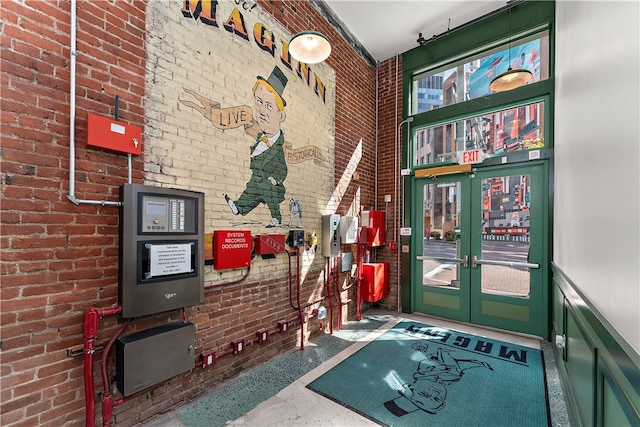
[370,55,404,312]
[2,1,146,425]
[1,1,386,426]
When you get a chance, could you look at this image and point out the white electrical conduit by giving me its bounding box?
[394,55,399,312]
[393,56,398,244]
[67,0,125,207]
[394,54,413,312]
[374,62,379,211]
[396,116,412,313]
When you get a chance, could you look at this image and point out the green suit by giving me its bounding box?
[235,132,287,222]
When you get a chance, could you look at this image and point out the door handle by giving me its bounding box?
[417,254,468,268]
[471,255,539,269]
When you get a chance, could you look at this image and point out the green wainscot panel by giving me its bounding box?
[604,380,633,426]
[567,314,595,426]
[482,300,530,322]
[423,291,460,310]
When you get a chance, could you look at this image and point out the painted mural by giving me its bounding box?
[145,0,336,274]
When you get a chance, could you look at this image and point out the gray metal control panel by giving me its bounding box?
[119,184,204,318]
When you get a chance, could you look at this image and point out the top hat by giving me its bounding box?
[257,66,288,106]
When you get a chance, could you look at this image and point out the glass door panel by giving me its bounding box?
[414,175,470,323]
[422,181,463,289]
[478,174,532,298]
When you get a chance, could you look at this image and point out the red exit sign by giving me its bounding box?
[459,149,482,165]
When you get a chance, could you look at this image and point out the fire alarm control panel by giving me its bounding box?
[119,184,204,318]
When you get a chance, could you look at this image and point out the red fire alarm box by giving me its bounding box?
[87,113,142,155]
[213,230,252,270]
[256,234,286,255]
[361,262,389,302]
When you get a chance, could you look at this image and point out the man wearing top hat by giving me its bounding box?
[225,66,288,228]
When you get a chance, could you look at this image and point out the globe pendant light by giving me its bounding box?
[489,7,532,92]
[289,31,331,64]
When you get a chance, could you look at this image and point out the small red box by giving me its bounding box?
[366,211,385,246]
[213,230,252,270]
[255,234,286,255]
[87,113,142,155]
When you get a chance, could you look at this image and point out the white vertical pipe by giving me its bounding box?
[394,55,398,243]
[67,0,121,206]
[374,62,379,210]
[68,0,77,201]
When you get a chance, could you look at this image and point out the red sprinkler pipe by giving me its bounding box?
[288,251,323,310]
[101,319,130,427]
[295,246,305,350]
[325,257,334,334]
[334,258,343,330]
[355,243,364,321]
[83,306,122,427]
[204,266,250,289]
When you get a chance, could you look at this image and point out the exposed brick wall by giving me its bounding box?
[1,1,390,426]
[373,55,404,312]
[2,0,146,425]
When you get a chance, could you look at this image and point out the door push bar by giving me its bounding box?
[471,255,540,269]
[416,255,468,268]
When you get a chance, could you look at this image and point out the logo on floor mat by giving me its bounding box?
[384,323,530,417]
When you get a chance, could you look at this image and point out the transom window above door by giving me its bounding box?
[414,100,546,166]
[411,31,549,115]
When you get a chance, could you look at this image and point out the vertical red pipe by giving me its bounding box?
[101,318,129,427]
[334,258,343,330]
[295,247,304,350]
[325,258,334,334]
[83,306,122,427]
[356,243,364,320]
[84,308,99,427]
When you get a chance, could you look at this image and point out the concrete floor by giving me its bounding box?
[141,309,570,427]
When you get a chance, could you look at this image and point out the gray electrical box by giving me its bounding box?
[322,214,341,257]
[116,321,195,396]
[340,252,353,272]
[119,184,204,318]
[340,216,358,244]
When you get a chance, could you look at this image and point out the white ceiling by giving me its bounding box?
[322,0,507,62]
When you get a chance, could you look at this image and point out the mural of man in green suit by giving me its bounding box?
[225,66,288,228]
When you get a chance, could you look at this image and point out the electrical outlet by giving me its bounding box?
[231,340,244,354]
[201,351,217,367]
[256,329,268,343]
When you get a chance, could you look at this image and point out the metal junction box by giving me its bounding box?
[213,230,252,270]
[256,234,286,255]
[340,216,358,244]
[116,321,195,397]
[322,214,341,257]
[361,262,390,302]
[87,113,142,155]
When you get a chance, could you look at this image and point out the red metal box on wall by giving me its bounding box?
[213,230,252,270]
[362,210,385,246]
[255,234,286,255]
[361,262,389,302]
[87,113,142,155]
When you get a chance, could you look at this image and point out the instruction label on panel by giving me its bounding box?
[150,243,192,277]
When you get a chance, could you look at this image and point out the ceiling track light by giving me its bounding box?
[489,6,532,92]
[289,31,331,64]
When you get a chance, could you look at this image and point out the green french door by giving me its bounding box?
[412,162,548,337]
